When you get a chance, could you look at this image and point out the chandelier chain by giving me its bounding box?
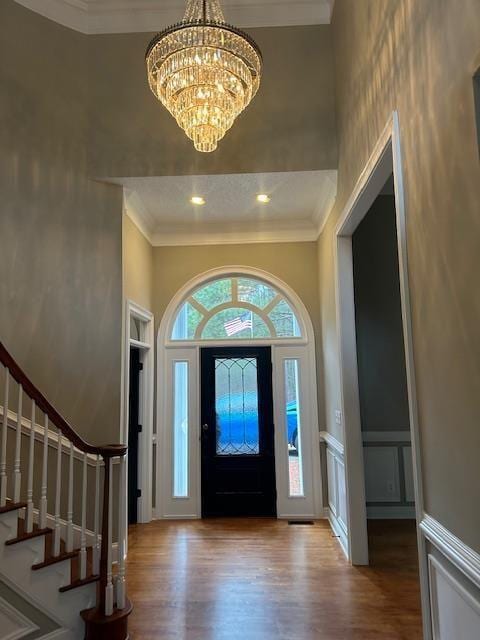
[183,0,225,24]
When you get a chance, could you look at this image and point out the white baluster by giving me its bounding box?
[79,452,87,580]
[13,384,23,503]
[0,371,9,507]
[116,455,127,610]
[105,457,114,616]
[93,455,101,574]
[26,399,36,533]
[66,442,74,553]
[39,414,49,529]
[53,428,62,556]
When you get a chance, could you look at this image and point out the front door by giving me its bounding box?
[200,346,276,517]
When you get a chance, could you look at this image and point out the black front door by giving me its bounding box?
[201,346,276,517]
[128,347,142,524]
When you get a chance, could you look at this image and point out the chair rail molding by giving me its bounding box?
[420,514,480,591]
[319,431,344,457]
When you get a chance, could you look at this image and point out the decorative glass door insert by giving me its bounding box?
[214,357,260,455]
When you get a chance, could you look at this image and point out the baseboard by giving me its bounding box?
[327,508,348,559]
[367,505,416,519]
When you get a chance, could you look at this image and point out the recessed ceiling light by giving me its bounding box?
[256,194,271,203]
[190,196,205,205]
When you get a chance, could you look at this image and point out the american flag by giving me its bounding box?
[224,312,253,336]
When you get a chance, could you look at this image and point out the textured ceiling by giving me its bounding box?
[110,170,337,245]
[15,0,334,33]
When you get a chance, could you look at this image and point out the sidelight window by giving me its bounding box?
[284,359,304,497]
[173,361,189,497]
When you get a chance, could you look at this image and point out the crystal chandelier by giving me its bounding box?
[145,0,262,153]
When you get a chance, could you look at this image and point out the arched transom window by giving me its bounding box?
[171,277,302,341]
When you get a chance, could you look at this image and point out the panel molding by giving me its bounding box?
[0,596,38,640]
[420,514,480,591]
[367,505,416,519]
[429,554,480,639]
[323,436,348,558]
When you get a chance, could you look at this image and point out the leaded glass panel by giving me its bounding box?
[215,357,260,455]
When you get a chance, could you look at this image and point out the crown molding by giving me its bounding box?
[15,0,333,34]
[148,216,320,246]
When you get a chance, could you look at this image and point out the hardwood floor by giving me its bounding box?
[126,519,422,639]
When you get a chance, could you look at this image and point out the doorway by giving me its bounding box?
[334,113,431,637]
[128,347,142,524]
[200,346,276,517]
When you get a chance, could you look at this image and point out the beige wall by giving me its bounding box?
[152,242,324,412]
[319,0,480,551]
[123,214,154,311]
[88,25,337,177]
[0,1,124,443]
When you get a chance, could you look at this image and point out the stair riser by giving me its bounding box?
[0,512,97,636]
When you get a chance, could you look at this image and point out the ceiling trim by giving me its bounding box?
[14,0,333,34]
[149,226,319,247]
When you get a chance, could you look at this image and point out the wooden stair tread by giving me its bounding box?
[0,502,27,515]
[32,549,79,570]
[6,524,52,546]
[59,574,100,593]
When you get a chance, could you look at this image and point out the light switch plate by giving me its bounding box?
[335,410,342,425]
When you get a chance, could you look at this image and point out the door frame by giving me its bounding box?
[156,266,323,521]
[123,299,154,524]
[334,112,431,637]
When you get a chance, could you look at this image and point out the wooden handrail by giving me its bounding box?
[0,342,126,458]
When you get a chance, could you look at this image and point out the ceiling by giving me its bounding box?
[113,170,337,245]
[15,0,334,34]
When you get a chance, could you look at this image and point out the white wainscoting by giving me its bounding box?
[320,432,348,557]
[428,554,480,639]
[362,430,415,519]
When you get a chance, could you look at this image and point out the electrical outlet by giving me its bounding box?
[335,410,342,425]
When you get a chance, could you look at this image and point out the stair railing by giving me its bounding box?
[0,341,130,623]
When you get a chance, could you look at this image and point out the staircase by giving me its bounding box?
[0,342,132,639]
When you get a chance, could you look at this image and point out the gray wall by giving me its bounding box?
[352,195,409,432]
[318,0,480,552]
[0,1,124,443]
[88,25,337,177]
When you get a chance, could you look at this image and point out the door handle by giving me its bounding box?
[202,423,209,432]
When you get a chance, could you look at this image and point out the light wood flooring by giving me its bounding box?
[126,518,422,639]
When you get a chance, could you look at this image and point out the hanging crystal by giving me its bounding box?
[145,0,262,153]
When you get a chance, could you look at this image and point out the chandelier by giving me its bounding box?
[145,0,262,153]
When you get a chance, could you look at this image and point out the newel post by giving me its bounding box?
[81,449,132,640]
